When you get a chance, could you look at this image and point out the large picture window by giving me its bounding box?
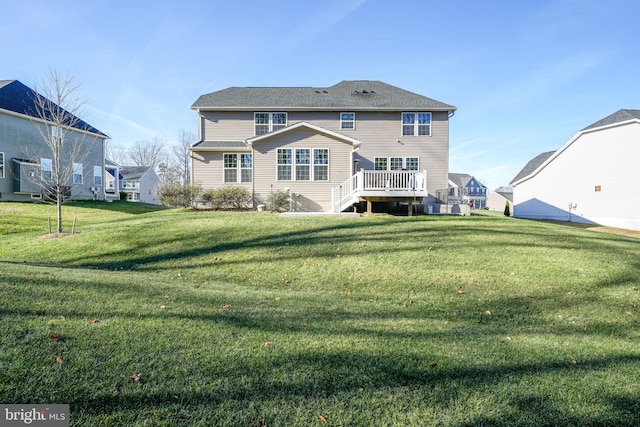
[402,112,431,136]
[223,153,252,183]
[255,112,288,135]
[277,148,329,181]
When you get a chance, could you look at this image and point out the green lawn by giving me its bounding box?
[0,201,639,426]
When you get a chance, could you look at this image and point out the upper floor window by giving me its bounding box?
[277,148,329,181]
[374,157,419,171]
[122,180,139,189]
[73,163,83,184]
[0,152,4,178]
[223,153,252,183]
[41,158,52,182]
[340,113,355,130]
[401,112,431,136]
[255,112,288,135]
[94,166,102,186]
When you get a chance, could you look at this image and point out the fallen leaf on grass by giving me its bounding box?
[318,415,327,423]
[430,363,438,369]
[357,388,364,393]
[50,334,60,340]
[55,357,62,364]
[90,319,99,323]
[223,304,232,309]
[626,311,633,316]
[274,297,281,301]
[159,305,167,310]
[457,290,465,294]
[264,341,273,349]
[129,374,141,382]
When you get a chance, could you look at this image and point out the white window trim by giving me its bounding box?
[255,112,288,135]
[73,162,83,184]
[340,112,356,130]
[374,156,419,171]
[276,147,329,181]
[0,152,4,178]
[401,112,432,136]
[223,153,253,183]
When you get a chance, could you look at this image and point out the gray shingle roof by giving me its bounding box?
[510,151,555,184]
[581,109,640,131]
[0,79,108,137]
[191,141,248,149]
[448,173,472,187]
[120,166,152,180]
[192,80,456,112]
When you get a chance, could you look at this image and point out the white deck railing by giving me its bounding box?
[332,170,427,213]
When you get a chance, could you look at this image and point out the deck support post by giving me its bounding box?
[407,199,413,217]
[367,199,372,216]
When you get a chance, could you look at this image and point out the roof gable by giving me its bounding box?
[246,121,361,147]
[0,79,108,138]
[192,80,456,112]
[120,166,152,180]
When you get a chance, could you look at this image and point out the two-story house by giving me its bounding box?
[189,80,456,214]
[118,165,161,204]
[447,173,487,209]
[0,79,108,202]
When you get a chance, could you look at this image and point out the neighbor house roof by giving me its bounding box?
[120,166,152,180]
[449,173,486,188]
[581,109,640,131]
[191,80,456,112]
[0,79,108,138]
[510,151,555,185]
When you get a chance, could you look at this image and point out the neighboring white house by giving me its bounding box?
[118,166,161,204]
[511,109,640,231]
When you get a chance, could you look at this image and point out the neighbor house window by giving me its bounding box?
[401,112,431,136]
[295,149,310,181]
[340,113,355,130]
[375,157,419,170]
[51,126,64,142]
[0,152,4,178]
[94,166,102,186]
[41,158,52,182]
[122,180,139,189]
[255,112,288,135]
[277,149,292,180]
[73,163,83,184]
[313,149,329,181]
[278,148,329,181]
[223,153,252,183]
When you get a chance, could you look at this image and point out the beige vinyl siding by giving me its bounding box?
[201,111,256,141]
[252,128,353,211]
[191,150,252,191]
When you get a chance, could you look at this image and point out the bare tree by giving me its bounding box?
[173,129,195,185]
[105,140,131,165]
[129,136,167,169]
[23,69,99,233]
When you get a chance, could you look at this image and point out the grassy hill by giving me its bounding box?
[1,201,639,426]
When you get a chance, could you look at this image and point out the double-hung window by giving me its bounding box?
[94,166,102,186]
[0,152,4,178]
[277,149,292,180]
[223,153,253,183]
[73,163,83,184]
[313,149,329,181]
[374,157,419,171]
[41,158,52,182]
[401,112,431,136]
[340,113,355,130]
[255,112,288,135]
[277,148,329,181]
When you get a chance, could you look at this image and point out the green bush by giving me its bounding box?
[201,186,252,210]
[266,190,290,212]
[157,183,202,208]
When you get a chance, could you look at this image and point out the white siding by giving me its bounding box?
[514,121,640,231]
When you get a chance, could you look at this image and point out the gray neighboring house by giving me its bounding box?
[447,173,487,209]
[118,166,161,204]
[0,79,108,202]
[190,80,456,214]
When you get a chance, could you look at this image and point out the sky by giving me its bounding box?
[2,0,639,190]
